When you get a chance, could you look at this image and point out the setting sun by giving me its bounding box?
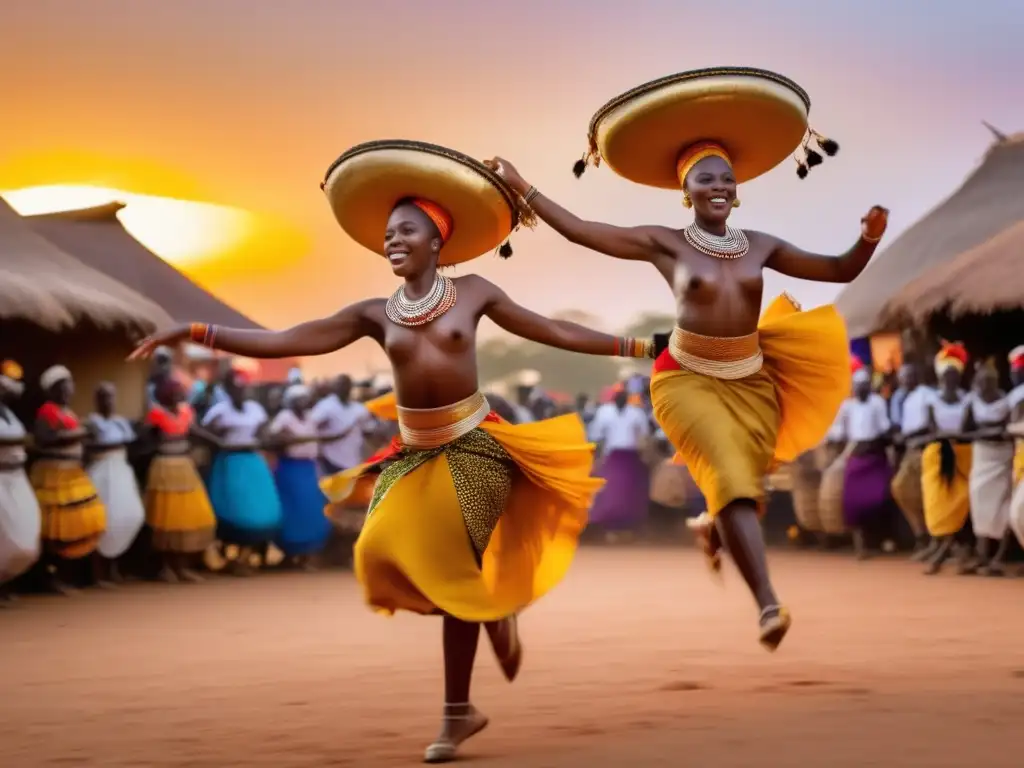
[2,184,261,268]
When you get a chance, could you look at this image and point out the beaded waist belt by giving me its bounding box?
[398,391,491,450]
[669,326,763,380]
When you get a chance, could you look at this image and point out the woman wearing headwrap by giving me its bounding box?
[144,374,217,583]
[202,367,282,575]
[488,67,885,648]
[960,359,1014,575]
[835,360,894,559]
[908,343,972,574]
[30,365,107,593]
[129,139,657,763]
[86,382,146,582]
[268,383,330,566]
[0,360,41,604]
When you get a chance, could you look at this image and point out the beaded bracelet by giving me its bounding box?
[615,337,654,359]
[189,322,219,348]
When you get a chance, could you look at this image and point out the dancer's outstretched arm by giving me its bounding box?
[484,157,675,266]
[473,276,653,359]
[128,300,380,361]
[763,207,889,283]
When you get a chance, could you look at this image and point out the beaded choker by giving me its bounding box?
[683,222,749,260]
[385,274,457,327]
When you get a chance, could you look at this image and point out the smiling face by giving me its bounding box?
[684,155,736,227]
[384,201,442,278]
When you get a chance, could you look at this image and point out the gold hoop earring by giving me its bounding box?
[682,193,692,209]
[732,198,741,209]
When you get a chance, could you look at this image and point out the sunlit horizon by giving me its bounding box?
[3,184,259,267]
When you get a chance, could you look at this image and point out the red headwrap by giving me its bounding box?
[1009,345,1024,372]
[411,199,454,243]
[850,356,865,373]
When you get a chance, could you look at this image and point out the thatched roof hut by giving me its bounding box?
[835,128,1024,337]
[28,202,297,383]
[28,202,262,329]
[879,221,1024,324]
[0,198,174,419]
[0,198,171,334]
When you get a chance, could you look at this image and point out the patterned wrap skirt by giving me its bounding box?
[321,393,602,623]
[31,458,106,559]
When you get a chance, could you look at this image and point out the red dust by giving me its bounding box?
[1,548,1022,767]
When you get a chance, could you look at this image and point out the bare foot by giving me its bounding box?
[49,577,78,596]
[177,568,205,584]
[686,513,722,576]
[423,703,489,764]
[486,615,523,682]
[158,566,179,584]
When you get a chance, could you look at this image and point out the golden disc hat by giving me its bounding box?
[573,66,839,187]
[322,139,528,267]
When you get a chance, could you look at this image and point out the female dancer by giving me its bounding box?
[86,382,146,582]
[31,366,107,593]
[0,360,41,604]
[129,139,656,763]
[487,67,887,648]
[145,375,218,583]
[908,343,972,574]
[961,360,1014,575]
[268,384,331,567]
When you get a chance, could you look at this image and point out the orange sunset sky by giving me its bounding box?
[3,0,1023,377]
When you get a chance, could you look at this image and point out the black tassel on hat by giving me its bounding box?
[796,161,809,179]
[813,131,839,157]
[498,241,513,259]
[572,158,587,178]
[805,147,823,168]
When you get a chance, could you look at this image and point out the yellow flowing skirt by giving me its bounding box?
[650,295,850,517]
[322,414,602,623]
[146,455,217,553]
[921,442,973,537]
[1014,439,1024,487]
[30,459,107,559]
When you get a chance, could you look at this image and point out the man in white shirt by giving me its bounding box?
[310,375,375,475]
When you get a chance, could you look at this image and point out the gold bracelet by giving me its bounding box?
[524,186,539,205]
[861,231,882,243]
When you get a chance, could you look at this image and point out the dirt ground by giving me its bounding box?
[2,547,1022,767]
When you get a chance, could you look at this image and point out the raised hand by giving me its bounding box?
[861,206,889,243]
[483,157,528,195]
[127,323,191,361]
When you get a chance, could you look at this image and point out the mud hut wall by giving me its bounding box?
[1,319,149,424]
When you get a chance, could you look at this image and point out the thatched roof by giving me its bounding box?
[879,221,1024,324]
[835,128,1024,337]
[0,198,171,334]
[28,202,263,329]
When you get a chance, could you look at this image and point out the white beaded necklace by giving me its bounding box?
[385,273,457,327]
[683,222,750,260]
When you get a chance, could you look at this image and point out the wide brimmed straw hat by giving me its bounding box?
[322,139,527,267]
[573,67,838,187]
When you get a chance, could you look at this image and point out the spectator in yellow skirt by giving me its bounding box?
[912,343,972,575]
[30,365,107,594]
[144,375,218,583]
